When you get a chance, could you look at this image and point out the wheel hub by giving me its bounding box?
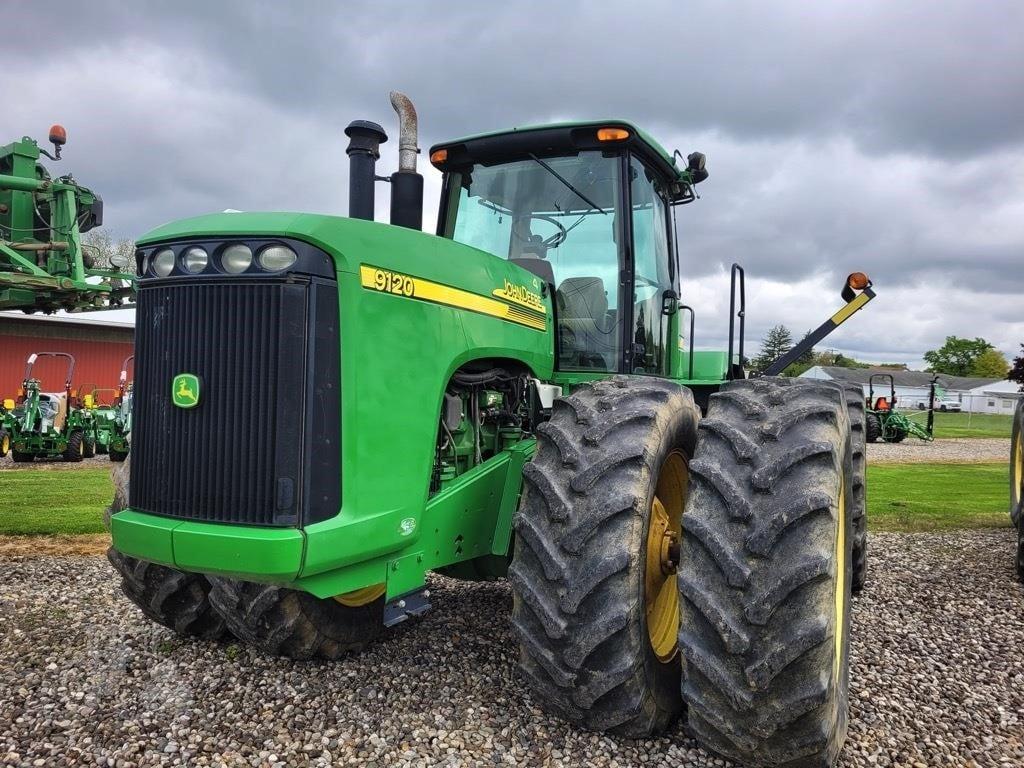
[644,451,689,663]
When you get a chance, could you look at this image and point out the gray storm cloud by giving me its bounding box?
[3,0,1022,363]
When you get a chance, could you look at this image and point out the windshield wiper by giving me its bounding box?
[528,153,607,215]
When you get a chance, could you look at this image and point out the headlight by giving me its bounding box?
[221,244,252,274]
[182,247,209,273]
[136,250,148,277]
[150,248,175,277]
[257,245,297,272]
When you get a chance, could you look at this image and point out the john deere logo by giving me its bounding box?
[172,373,200,409]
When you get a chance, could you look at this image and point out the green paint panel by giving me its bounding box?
[109,510,177,566]
[173,521,303,581]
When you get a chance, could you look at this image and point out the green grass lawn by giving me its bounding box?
[0,461,1013,537]
[901,410,1013,439]
[867,462,1011,531]
[0,468,111,535]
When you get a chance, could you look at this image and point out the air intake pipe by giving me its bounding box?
[344,120,387,221]
[388,91,424,230]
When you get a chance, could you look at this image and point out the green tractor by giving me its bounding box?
[106,355,133,462]
[7,351,96,462]
[108,94,877,767]
[864,373,934,443]
[80,385,120,454]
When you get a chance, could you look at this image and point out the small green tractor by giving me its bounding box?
[7,352,96,461]
[1011,400,1023,581]
[108,94,877,767]
[1,125,134,313]
[80,385,119,454]
[106,355,133,462]
[864,373,934,443]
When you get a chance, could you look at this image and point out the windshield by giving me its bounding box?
[443,151,624,371]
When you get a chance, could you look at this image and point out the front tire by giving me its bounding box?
[678,378,853,768]
[207,579,384,660]
[11,449,34,463]
[83,434,96,458]
[105,460,228,640]
[510,376,700,737]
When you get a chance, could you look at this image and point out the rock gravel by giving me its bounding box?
[867,437,1009,464]
[2,529,1022,768]
[0,454,121,472]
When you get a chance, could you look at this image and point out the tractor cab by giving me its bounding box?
[430,123,706,376]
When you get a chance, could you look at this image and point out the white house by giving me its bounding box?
[964,378,1024,415]
[798,366,1019,413]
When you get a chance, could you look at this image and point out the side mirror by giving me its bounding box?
[661,289,679,316]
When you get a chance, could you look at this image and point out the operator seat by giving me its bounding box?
[556,277,618,369]
[40,393,68,432]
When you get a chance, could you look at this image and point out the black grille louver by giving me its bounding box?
[130,274,340,527]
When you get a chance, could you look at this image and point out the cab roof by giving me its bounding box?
[429,120,695,192]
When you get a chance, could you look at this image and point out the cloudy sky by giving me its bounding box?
[5,1,1023,367]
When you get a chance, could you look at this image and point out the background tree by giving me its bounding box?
[752,324,793,374]
[970,348,1009,378]
[1009,344,1024,391]
[923,336,994,377]
[782,330,817,377]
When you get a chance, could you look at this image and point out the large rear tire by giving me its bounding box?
[678,378,853,768]
[864,412,880,443]
[510,376,700,737]
[842,384,868,593]
[207,579,385,660]
[105,457,229,640]
[1011,402,1023,582]
[63,430,85,462]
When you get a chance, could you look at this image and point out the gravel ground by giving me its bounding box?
[2,530,1022,768]
[867,437,1010,464]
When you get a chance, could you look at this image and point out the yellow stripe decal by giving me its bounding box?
[830,292,871,325]
[360,265,547,331]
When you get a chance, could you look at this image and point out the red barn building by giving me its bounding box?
[0,313,134,401]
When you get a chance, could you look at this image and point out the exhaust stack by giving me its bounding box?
[344,120,387,221]
[388,91,424,230]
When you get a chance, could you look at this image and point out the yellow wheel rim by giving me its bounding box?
[834,477,847,676]
[1,435,8,454]
[1013,432,1023,509]
[334,583,385,607]
[645,451,689,662]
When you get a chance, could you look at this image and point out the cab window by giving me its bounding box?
[628,157,672,375]
[443,151,624,372]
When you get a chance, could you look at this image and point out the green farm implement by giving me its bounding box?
[7,351,95,461]
[1,125,134,313]
[108,94,877,767]
[864,373,935,443]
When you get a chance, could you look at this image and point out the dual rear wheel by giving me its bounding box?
[511,376,855,767]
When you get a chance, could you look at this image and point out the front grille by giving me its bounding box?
[130,275,340,527]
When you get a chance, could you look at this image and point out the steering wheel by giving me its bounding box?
[512,214,568,249]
